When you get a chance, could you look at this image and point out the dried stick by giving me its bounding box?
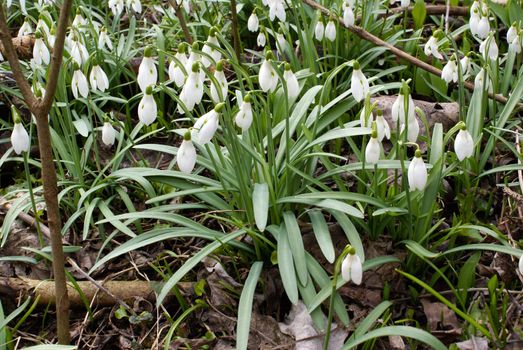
[302,0,516,107]
[0,0,73,343]
[230,0,241,60]
[388,5,469,17]
[167,0,193,44]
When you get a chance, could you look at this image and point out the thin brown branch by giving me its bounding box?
[388,5,469,17]
[302,0,516,108]
[0,6,38,110]
[168,0,193,44]
[38,0,73,115]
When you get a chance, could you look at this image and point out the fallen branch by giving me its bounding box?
[0,277,192,307]
[302,0,516,108]
[167,0,193,44]
[388,5,469,17]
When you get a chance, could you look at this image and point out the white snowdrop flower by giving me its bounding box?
[70,37,89,66]
[210,61,228,103]
[476,16,490,39]
[247,11,259,32]
[138,86,157,126]
[343,6,355,27]
[402,117,420,142]
[509,35,522,54]
[518,254,523,275]
[127,0,142,13]
[424,34,443,60]
[179,63,204,113]
[235,94,253,131]
[479,35,498,60]
[109,0,124,16]
[137,46,157,92]
[71,65,89,99]
[276,32,286,53]
[202,28,221,67]
[469,7,480,37]
[315,21,324,41]
[259,54,278,93]
[325,20,336,41]
[268,0,285,22]
[169,46,188,88]
[33,32,50,66]
[391,84,416,125]
[0,51,3,61]
[400,0,410,8]
[257,31,266,48]
[89,65,110,92]
[18,20,32,38]
[365,135,380,165]
[341,251,363,285]
[36,17,50,38]
[102,121,116,146]
[351,61,369,103]
[507,23,518,44]
[454,127,474,161]
[11,107,30,155]
[474,68,491,92]
[98,27,113,51]
[375,110,390,141]
[185,42,203,81]
[460,55,471,76]
[283,63,299,100]
[72,9,87,30]
[192,104,222,145]
[408,149,427,191]
[177,132,197,173]
[359,105,373,128]
[47,26,56,48]
[441,57,458,84]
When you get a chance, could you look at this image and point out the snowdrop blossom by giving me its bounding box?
[469,4,480,37]
[359,103,373,128]
[235,94,253,131]
[283,63,299,100]
[109,0,124,17]
[276,31,286,52]
[268,0,286,22]
[47,25,56,48]
[71,65,89,99]
[408,149,427,191]
[36,16,50,38]
[479,34,498,60]
[365,129,381,164]
[70,37,89,66]
[391,84,416,126]
[137,46,157,92]
[101,121,116,146]
[402,117,420,142]
[177,132,197,173]
[210,60,228,103]
[138,86,157,126]
[507,22,518,44]
[11,109,30,155]
[476,15,490,39]
[192,104,223,145]
[18,20,32,37]
[98,27,113,50]
[454,127,474,161]
[400,0,410,8]
[247,11,259,32]
[89,65,110,92]
[33,32,50,66]
[460,55,471,77]
[474,68,492,92]
[441,57,458,84]
[257,31,266,48]
[424,33,443,60]
[185,42,202,80]
[127,0,142,13]
[315,20,324,41]
[375,109,390,141]
[202,28,222,67]
[351,61,369,103]
[259,52,278,93]
[341,251,363,285]
[72,9,87,30]
[169,44,188,88]
[342,5,355,27]
[325,20,336,42]
[179,63,204,113]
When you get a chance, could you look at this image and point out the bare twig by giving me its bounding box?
[302,0,518,108]
[388,4,468,17]
[0,0,73,343]
[230,0,241,60]
[167,0,193,44]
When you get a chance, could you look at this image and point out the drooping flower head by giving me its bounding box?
[192,103,224,145]
[408,148,428,191]
[10,106,30,155]
[169,42,188,88]
[177,130,197,174]
[283,63,299,100]
[454,124,474,161]
[137,46,158,92]
[259,50,278,93]
[351,60,369,103]
[179,62,204,113]
[341,246,363,285]
[210,59,229,103]
[202,27,222,67]
[424,30,443,60]
[138,85,157,126]
[235,93,254,131]
[365,121,381,165]
[248,9,259,32]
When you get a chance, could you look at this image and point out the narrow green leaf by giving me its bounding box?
[283,212,308,286]
[308,210,335,263]
[253,183,269,232]
[236,261,263,350]
[342,326,446,350]
[412,0,426,29]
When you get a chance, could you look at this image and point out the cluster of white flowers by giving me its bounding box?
[108,0,141,17]
[469,0,490,39]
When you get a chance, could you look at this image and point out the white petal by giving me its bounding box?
[454,129,474,161]
[102,122,116,146]
[11,123,30,154]
[235,102,253,131]
[138,94,157,125]
[519,254,523,275]
[177,139,197,173]
[259,60,278,93]
[284,70,299,99]
[341,255,351,282]
[137,57,158,92]
[365,137,380,164]
[350,255,363,285]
